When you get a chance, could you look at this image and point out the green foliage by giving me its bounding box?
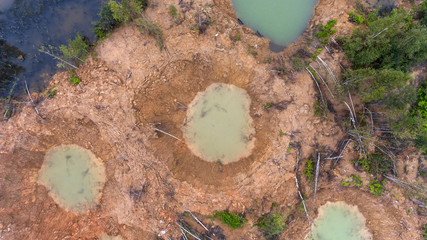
[342,68,412,103]
[46,86,57,98]
[279,131,285,136]
[303,158,314,182]
[255,213,286,239]
[59,33,91,65]
[367,179,385,196]
[0,40,25,94]
[349,11,365,24]
[168,4,178,19]
[93,2,119,39]
[340,9,427,71]
[340,180,351,186]
[213,211,247,230]
[2,80,17,119]
[354,153,394,176]
[315,19,337,44]
[68,70,81,85]
[136,18,164,49]
[264,102,273,109]
[417,81,427,120]
[418,0,427,26]
[423,223,427,239]
[291,54,305,71]
[351,174,363,187]
[68,77,81,85]
[340,174,363,187]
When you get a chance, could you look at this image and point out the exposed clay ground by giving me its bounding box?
[0,0,425,239]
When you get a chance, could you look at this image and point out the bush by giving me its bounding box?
[168,4,178,19]
[213,211,247,230]
[418,0,427,26]
[342,68,412,103]
[340,9,427,71]
[367,179,385,196]
[255,213,286,239]
[59,33,91,66]
[315,19,337,44]
[136,18,164,49]
[93,2,119,39]
[303,158,314,182]
[354,153,394,176]
[349,11,365,24]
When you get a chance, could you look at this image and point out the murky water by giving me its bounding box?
[38,145,106,214]
[183,83,255,164]
[0,0,103,95]
[232,0,318,52]
[310,202,372,240]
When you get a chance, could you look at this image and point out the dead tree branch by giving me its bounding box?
[154,128,182,142]
[24,80,45,121]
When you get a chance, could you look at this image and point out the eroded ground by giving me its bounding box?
[0,0,425,239]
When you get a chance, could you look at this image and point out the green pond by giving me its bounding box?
[38,145,106,214]
[310,202,372,240]
[232,0,318,50]
[183,83,255,164]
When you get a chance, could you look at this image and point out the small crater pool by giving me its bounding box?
[38,144,106,214]
[183,83,255,164]
[232,0,318,50]
[310,202,372,240]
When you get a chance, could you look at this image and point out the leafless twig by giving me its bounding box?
[24,80,45,121]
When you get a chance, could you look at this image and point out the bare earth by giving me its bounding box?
[0,0,425,239]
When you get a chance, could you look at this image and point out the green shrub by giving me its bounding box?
[136,18,164,49]
[418,0,427,26]
[315,19,337,44]
[340,180,351,186]
[367,179,385,196]
[93,2,119,39]
[354,153,394,176]
[255,213,286,239]
[351,174,363,187]
[46,86,57,98]
[349,11,365,24]
[59,33,91,67]
[68,69,81,85]
[213,211,247,230]
[303,158,314,182]
[168,4,178,19]
[68,77,81,85]
[340,9,427,71]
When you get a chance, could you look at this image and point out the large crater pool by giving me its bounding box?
[310,202,372,240]
[182,83,255,164]
[38,144,106,214]
[232,0,318,51]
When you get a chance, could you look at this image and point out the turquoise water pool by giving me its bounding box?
[310,202,372,240]
[232,0,318,50]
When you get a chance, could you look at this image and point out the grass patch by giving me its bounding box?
[303,157,314,182]
[315,19,337,44]
[213,211,247,230]
[255,213,286,239]
[367,179,385,196]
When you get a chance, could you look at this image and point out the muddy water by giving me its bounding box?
[0,0,103,95]
[310,202,372,240]
[183,83,255,164]
[38,144,106,214]
[232,0,318,52]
